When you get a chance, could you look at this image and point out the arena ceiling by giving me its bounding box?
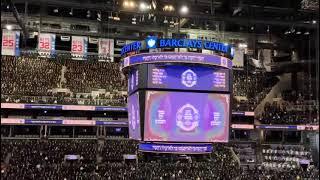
[2,1,318,28]
[1,0,319,48]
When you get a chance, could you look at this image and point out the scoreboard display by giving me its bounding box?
[147,64,230,92]
[124,51,232,148]
[144,91,229,142]
[128,64,231,94]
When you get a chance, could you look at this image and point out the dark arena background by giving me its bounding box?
[0,0,319,179]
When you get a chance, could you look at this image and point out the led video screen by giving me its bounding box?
[147,65,230,92]
[144,91,230,142]
[128,68,139,94]
[128,92,141,140]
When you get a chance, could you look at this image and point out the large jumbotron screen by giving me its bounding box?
[144,91,230,142]
[128,92,141,140]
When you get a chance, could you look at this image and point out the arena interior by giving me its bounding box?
[0,0,319,179]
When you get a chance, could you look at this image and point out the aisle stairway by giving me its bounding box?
[255,73,292,116]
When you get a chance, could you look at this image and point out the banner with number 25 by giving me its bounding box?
[1,30,20,56]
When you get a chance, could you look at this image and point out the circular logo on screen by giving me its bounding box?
[181,69,197,87]
[130,104,136,130]
[176,103,199,132]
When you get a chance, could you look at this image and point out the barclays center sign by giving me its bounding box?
[121,37,234,58]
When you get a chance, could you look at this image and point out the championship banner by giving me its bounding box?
[38,33,56,57]
[98,38,114,62]
[71,36,88,60]
[1,30,20,56]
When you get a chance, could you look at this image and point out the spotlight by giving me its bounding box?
[304,31,310,35]
[139,2,150,11]
[163,5,175,12]
[123,1,129,7]
[180,5,189,15]
[238,43,247,48]
[129,1,135,8]
[296,31,301,35]
[5,24,13,30]
[312,20,317,24]
[123,0,136,8]
[69,8,73,16]
[53,8,59,13]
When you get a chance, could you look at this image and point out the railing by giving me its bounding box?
[1,94,126,106]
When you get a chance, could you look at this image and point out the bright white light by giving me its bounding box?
[123,0,136,8]
[180,5,189,14]
[296,31,301,34]
[224,43,229,46]
[312,20,317,24]
[123,1,129,7]
[238,43,247,48]
[139,2,150,11]
[163,5,174,11]
[129,1,135,8]
[6,24,13,30]
[304,31,310,35]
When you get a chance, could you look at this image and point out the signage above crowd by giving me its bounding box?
[121,37,235,59]
[1,30,234,61]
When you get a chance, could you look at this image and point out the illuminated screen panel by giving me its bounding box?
[128,68,139,94]
[128,92,141,140]
[147,65,230,92]
[144,91,230,142]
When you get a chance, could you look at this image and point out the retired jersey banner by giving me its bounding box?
[38,33,56,57]
[1,30,20,56]
[98,38,114,62]
[71,36,88,60]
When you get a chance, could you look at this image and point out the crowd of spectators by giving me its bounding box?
[261,144,314,170]
[232,70,278,111]
[1,139,318,179]
[1,55,61,96]
[259,101,318,125]
[240,165,319,180]
[231,143,256,164]
[63,60,126,93]
[2,55,281,111]
[1,55,127,106]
